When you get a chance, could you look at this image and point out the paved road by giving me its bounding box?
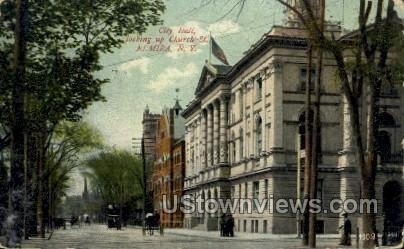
[21,225,354,249]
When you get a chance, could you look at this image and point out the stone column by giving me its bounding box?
[213,101,220,166]
[207,105,213,167]
[268,60,285,165]
[200,110,207,169]
[220,96,228,164]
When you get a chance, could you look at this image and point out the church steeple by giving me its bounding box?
[82,176,89,201]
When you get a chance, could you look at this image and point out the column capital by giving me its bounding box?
[219,94,230,102]
[267,59,283,74]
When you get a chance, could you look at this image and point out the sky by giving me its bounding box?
[81,0,368,150]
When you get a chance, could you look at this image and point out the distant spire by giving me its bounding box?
[173,89,182,115]
[82,176,89,201]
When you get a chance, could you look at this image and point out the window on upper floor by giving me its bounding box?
[239,128,244,159]
[256,116,263,154]
[298,110,314,150]
[300,67,316,91]
[239,89,244,118]
[256,77,263,101]
[231,132,236,163]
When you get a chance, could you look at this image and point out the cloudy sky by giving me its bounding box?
[82,0,404,150]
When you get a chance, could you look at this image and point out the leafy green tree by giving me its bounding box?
[44,121,103,225]
[84,150,144,223]
[0,0,165,243]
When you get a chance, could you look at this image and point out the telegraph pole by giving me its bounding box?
[141,137,146,224]
[132,137,154,235]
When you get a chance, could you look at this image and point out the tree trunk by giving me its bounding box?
[309,2,324,248]
[302,45,313,246]
[8,0,28,246]
[361,81,380,249]
[36,129,46,238]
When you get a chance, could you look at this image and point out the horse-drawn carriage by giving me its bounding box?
[69,215,80,228]
[143,213,162,235]
[106,214,121,230]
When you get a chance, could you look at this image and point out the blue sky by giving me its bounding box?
[82,0,404,150]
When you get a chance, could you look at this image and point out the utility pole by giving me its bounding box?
[132,137,154,235]
[141,137,146,225]
[309,0,325,247]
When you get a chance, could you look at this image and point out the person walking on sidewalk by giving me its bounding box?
[339,213,352,246]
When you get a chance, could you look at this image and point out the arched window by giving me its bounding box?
[256,116,263,154]
[239,128,244,159]
[378,112,396,128]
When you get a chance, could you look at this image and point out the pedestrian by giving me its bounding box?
[219,214,225,236]
[338,213,352,246]
[228,214,235,237]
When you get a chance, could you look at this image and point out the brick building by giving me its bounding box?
[152,101,185,228]
[142,106,160,212]
[172,139,185,227]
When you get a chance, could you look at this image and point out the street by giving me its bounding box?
[21,225,355,249]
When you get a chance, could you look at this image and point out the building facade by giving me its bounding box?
[142,106,161,212]
[182,2,403,234]
[172,139,186,228]
[152,101,185,228]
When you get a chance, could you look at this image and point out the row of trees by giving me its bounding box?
[0,0,164,246]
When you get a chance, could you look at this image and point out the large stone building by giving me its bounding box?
[152,101,185,228]
[182,1,403,234]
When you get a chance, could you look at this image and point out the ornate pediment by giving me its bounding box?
[194,62,231,96]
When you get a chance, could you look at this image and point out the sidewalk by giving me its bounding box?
[164,228,341,240]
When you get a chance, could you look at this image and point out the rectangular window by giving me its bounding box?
[300,67,315,91]
[256,77,263,101]
[253,181,259,210]
[239,89,243,118]
[239,132,244,159]
[244,182,248,198]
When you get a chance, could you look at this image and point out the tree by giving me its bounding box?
[84,150,144,224]
[0,0,165,243]
[276,0,402,248]
[44,121,103,229]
